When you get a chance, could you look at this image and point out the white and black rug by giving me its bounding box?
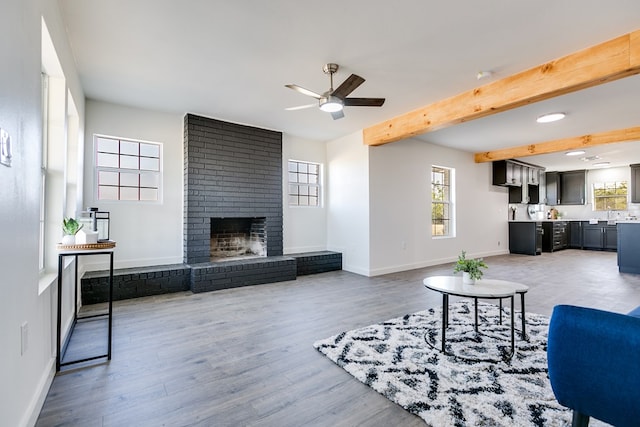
[313,300,571,427]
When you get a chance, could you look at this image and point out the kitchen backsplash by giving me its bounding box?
[509,202,640,221]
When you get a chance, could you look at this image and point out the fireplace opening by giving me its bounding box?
[210,217,267,262]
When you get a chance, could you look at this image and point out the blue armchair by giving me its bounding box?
[547,304,640,427]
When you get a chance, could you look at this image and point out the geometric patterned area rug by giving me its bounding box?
[313,300,572,427]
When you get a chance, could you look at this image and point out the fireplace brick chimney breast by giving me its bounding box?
[184,114,283,265]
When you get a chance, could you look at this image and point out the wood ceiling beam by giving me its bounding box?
[474,126,640,163]
[363,30,640,147]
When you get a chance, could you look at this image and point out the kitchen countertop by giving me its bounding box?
[509,219,640,223]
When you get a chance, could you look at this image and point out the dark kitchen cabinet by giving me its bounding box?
[545,170,586,205]
[618,223,640,273]
[560,170,586,205]
[582,224,603,249]
[569,221,582,248]
[631,164,640,203]
[582,221,617,251]
[604,225,618,250]
[546,172,560,205]
[493,160,522,186]
[542,221,568,252]
[509,222,542,255]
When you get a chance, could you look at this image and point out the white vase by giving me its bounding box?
[61,234,75,245]
[462,272,475,285]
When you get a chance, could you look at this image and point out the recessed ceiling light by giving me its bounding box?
[566,150,586,156]
[477,70,492,80]
[580,155,601,162]
[536,112,566,123]
[593,162,610,167]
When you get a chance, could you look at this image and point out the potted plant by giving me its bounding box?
[61,217,83,245]
[453,250,488,284]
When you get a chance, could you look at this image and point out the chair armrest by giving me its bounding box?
[547,305,640,427]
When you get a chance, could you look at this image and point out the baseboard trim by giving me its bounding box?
[21,357,55,427]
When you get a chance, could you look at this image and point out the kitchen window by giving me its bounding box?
[288,160,320,207]
[432,166,455,237]
[95,135,162,201]
[593,181,628,211]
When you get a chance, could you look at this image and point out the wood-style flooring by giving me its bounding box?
[36,250,640,426]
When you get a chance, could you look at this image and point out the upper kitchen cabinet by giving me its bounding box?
[560,170,587,205]
[545,170,587,205]
[494,160,543,203]
[493,160,522,186]
[546,171,560,205]
[631,164,640,203]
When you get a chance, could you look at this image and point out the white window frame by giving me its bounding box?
[431,165,455,238]
[287,159,321,207]
[592,181,628,211]
[94,135,162,203]
[39,73,49,272]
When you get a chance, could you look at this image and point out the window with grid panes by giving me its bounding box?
[593,181,628,211]
[432,166,454,237]
[288,160,320,206]
[95,135,161,201]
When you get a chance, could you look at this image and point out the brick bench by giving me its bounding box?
[190,256,297,293]
[288,251,342,276]
[81,264,191,304]
[80,252,342,303]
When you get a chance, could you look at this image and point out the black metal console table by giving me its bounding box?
[56,244,115,371]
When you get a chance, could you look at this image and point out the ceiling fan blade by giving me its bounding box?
[331,110,345,120]
[285,84,322,99]
[332,74,365,98]
[285,103,316,111]
[344,97,386,107]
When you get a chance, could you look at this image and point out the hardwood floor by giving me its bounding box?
[36,250,640,426]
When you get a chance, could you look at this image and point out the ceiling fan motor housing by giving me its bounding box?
[323,63,339,75]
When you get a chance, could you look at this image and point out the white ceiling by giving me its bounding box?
[57,0,640,170]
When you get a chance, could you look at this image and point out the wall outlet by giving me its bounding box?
[0,128,12,167]
[20,322,28,355]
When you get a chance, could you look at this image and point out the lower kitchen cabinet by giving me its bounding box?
[569,221,582,248]
[582,222,617,251]
[542,221,568,252]
[509,222,542,255]
[618,222,640,273]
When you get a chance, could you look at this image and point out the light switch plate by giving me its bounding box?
[1,128,12,167]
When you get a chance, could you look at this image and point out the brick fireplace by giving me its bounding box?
[183,114,283,265]
[183,114,293,292]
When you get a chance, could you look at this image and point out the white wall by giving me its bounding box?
[368,138,509,276]
[83,100,184,270]
[282,134,327,253]
[326,131,371,275]
[0,1,86,426]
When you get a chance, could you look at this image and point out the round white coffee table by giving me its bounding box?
[423,276,527,358]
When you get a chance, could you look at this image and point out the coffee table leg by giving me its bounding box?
[520,292,527,340]
[442,293,448,353]
[510,295,515,357]
[474,298,478,332]
[499,299,503,325]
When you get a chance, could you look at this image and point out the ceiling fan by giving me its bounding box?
[285,63,385,120]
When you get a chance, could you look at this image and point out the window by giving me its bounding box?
[593,181,627,211]
[432,166,454,237]
[288,160,320,206]
[95,136,161,201]
[39,73,49,272]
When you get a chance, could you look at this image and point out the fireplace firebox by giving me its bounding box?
[210,217,267,262]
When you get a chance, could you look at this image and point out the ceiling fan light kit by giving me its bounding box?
[319,95,344,112]
[286,63,385,119]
